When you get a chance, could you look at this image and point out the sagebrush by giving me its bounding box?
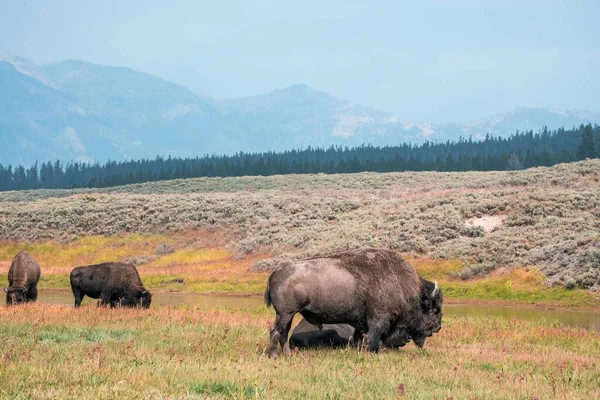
[1,160,599,288]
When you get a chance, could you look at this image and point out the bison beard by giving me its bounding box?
[264,249,443,358]
[5,251,41,305]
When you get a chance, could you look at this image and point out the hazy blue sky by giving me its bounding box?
[1,0,598,122]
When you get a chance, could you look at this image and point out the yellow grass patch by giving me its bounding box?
[0,235,271,294]
[143,247,230,269]
[0,234,175,272]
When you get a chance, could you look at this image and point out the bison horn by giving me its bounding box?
[141,290,147,295]
[3,287,6,293]
[431,281,439,298]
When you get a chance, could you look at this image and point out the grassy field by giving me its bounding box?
[1,162,600,398]
[0,303,599,399]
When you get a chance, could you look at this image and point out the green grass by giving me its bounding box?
[140,275,267,294]
[441,280,597,306]
[412,257,600,307]
[0,303,598,399]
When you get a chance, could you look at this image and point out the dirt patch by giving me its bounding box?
[465,214,506,233]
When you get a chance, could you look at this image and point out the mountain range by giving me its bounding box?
[2,51,599,167]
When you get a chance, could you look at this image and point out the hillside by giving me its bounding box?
[1,160,599,290]
[1,52,600,166]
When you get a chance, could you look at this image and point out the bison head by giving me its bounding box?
[5,286,28,305]
[409,279,443,347]
[383,328,412,348]
[139,290,152,309]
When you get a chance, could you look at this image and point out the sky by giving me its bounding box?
[1,0,599,123]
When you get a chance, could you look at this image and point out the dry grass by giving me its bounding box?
[0,234,175,274]
[0,303,598,399]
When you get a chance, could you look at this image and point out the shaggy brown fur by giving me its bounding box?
[70,262,152,308]
[265,248,442,358]
[5,251,41,305]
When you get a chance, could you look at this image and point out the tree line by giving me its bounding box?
[0,124,599,192]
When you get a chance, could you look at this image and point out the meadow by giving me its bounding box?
[1,161,600,398]
[1,303,599,399]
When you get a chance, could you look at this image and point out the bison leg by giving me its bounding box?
[27,286,38,302]
[72,286,84,308]
[352,328,366,348]
[269,313,294,359]
[366,319,391,353]
[100,292,112,308]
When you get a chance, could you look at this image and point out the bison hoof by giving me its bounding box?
[283,343,292,356]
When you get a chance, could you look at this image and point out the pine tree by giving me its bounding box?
[594,126,600,158]
[577,124,595,159]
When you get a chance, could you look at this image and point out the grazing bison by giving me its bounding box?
[70,262,152,308]
[289,318,415,349]
[5,251,41,305]
[264,249,443,358]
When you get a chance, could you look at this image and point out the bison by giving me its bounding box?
[264,249,442,358]
[289,318,414,349]
[70,262,152,308]
[289,318,356,348]
[5,251,41,305]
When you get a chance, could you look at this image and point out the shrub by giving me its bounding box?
[1,159,599,288]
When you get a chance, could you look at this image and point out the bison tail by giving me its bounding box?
[264,279,272,308]
[264,286,272,308]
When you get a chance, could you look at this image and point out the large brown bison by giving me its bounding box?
[70,262,152,308]
[264,249,442,358]
[5,251,41,305]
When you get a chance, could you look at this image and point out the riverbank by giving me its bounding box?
[31,288,600,332]
[37,286,600,312]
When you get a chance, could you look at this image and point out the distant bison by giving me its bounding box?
[70,262,152,308]
[264,249,443,358]
[5,251,41,305]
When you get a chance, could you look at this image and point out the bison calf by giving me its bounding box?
[70,262,152,308]
[289,318,414,350]
[5,251,41,305]
[289,319,356,348]
[265,249,443,358]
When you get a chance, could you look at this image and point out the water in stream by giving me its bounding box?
[40,290,600,331]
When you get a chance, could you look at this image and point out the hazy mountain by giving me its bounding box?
[220,84,430,150]
[437,107,600,141]
[1,53,599,166]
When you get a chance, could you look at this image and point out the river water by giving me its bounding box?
[39,290,600,331]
